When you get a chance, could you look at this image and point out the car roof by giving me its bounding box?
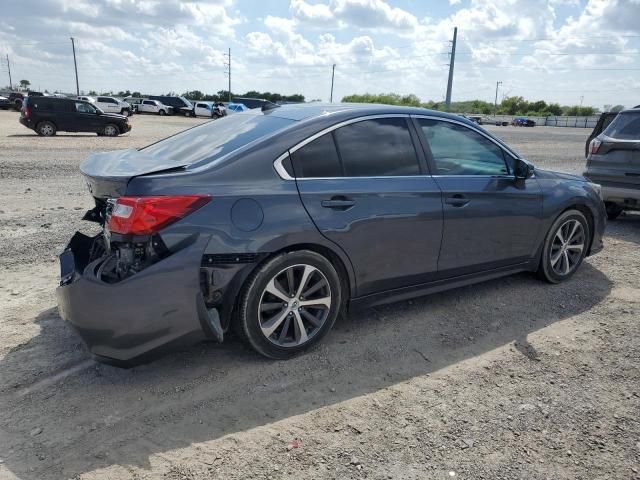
[260,102,477,126]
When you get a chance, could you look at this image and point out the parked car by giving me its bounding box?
[56,103,605,366]
[77,96,95,103]
[232,97,277,110]
[94,96,132,117]
[194,101,226,118]
[137,99,172,115]
[227,102,249,113]
[8,92,25,110]
[584,107,640,219]
[467,115,485,125]
[0,95,11,110]
[512,117,536,127]
[19,96,131,137]
[585,112,618,157]
[123,97,144,113]
[148,95,194,116]
[495,120,509,126]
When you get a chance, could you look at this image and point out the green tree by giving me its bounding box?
[611,104,625,112]
[19,79,30,90]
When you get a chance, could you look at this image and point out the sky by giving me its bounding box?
[0,0,639,108]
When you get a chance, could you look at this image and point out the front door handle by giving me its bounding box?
[321,197,355,210]
[445,194,469,207]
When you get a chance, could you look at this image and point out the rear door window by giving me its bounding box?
[333,118,421,177]
[603,112,640,140]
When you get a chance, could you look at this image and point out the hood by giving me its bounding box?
[101,112,127,120]
[534,168,586,182]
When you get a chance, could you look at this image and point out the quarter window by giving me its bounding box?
[418,119,509,176]
[334,118,420,177]
[290,133,342,178]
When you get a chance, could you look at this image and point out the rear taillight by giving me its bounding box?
[23,106,31,119]
[107,195,211,235]
[590,138,602,155]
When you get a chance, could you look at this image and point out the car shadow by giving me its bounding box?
[0,263,612,479]
[6,134,101,138]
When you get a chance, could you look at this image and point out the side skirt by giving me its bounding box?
[348,261,535,311]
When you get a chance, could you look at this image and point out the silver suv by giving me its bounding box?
[584,108,640,219]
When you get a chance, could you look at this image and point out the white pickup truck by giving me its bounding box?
[94,96,132,116]
[137,99,173,115]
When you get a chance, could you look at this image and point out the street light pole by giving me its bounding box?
[330,64,336,103]
[70,37,80,96]
[494,81,502,115]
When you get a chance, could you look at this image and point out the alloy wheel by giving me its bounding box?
[550,219,585,276]
[104,125,117,136]
[40,124,54,136]
[258,264,332,347]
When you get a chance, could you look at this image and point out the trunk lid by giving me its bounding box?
[80,148,189,199]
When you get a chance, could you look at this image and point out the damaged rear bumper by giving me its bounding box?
[56,232,222,366]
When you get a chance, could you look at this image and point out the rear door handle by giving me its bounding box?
[321,197,355,210]
[445,194,469,207]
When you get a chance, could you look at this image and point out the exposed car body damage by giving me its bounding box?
[56,103,606,365]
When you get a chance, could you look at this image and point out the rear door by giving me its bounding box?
[292,115,443,297]
[415,117,542,277]
[589,111,640,190]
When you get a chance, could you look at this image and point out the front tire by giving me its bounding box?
[120,109,129,117]
[159,109,166,116]
[102,124,119,137]
[236,250,343,359]
[537,209,590,284]
[36,121,56,136]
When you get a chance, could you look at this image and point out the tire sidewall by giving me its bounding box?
[37,121,55,136]
[103,124,119,136]
[540,210,590,283]
[240,251,343,359]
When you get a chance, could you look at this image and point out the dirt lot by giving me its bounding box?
[0,111,638,480]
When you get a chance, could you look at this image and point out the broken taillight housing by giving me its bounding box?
[589,138,602,155]
[107,195,211,235]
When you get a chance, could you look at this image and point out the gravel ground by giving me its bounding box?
[0,111,638,480]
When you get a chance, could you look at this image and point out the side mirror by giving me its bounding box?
[514,158,534,179]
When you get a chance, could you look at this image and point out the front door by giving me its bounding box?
[292,116,443,297]
[415,117,542,277]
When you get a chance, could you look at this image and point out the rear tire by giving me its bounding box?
[536,209,590,284]
[159,109,166,116]
[605,202,623,220]
[235,250,343,359]
[102,124,119,137]
[36,121,56,136]
[120,109,129,117]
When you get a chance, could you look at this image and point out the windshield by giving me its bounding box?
[141,113,295,166]
[603,112,640,140]
[179,96,192,107]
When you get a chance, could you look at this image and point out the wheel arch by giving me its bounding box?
[562,202,595,255]
[220,241,354,333]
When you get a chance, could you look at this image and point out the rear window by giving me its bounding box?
[603,112,640,140]
[141,113,294,166]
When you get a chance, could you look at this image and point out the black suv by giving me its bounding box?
[584,107,640,219]
[19,97,131,137]
[148,95,194,116]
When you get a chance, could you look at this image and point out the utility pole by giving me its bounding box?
[6,54,12,90]
[70,37,79,96]
[330,64,336,102]
[494,81,502,115]
[579,95,584,108]
[444,26,457,112]
[224,48,231,102]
